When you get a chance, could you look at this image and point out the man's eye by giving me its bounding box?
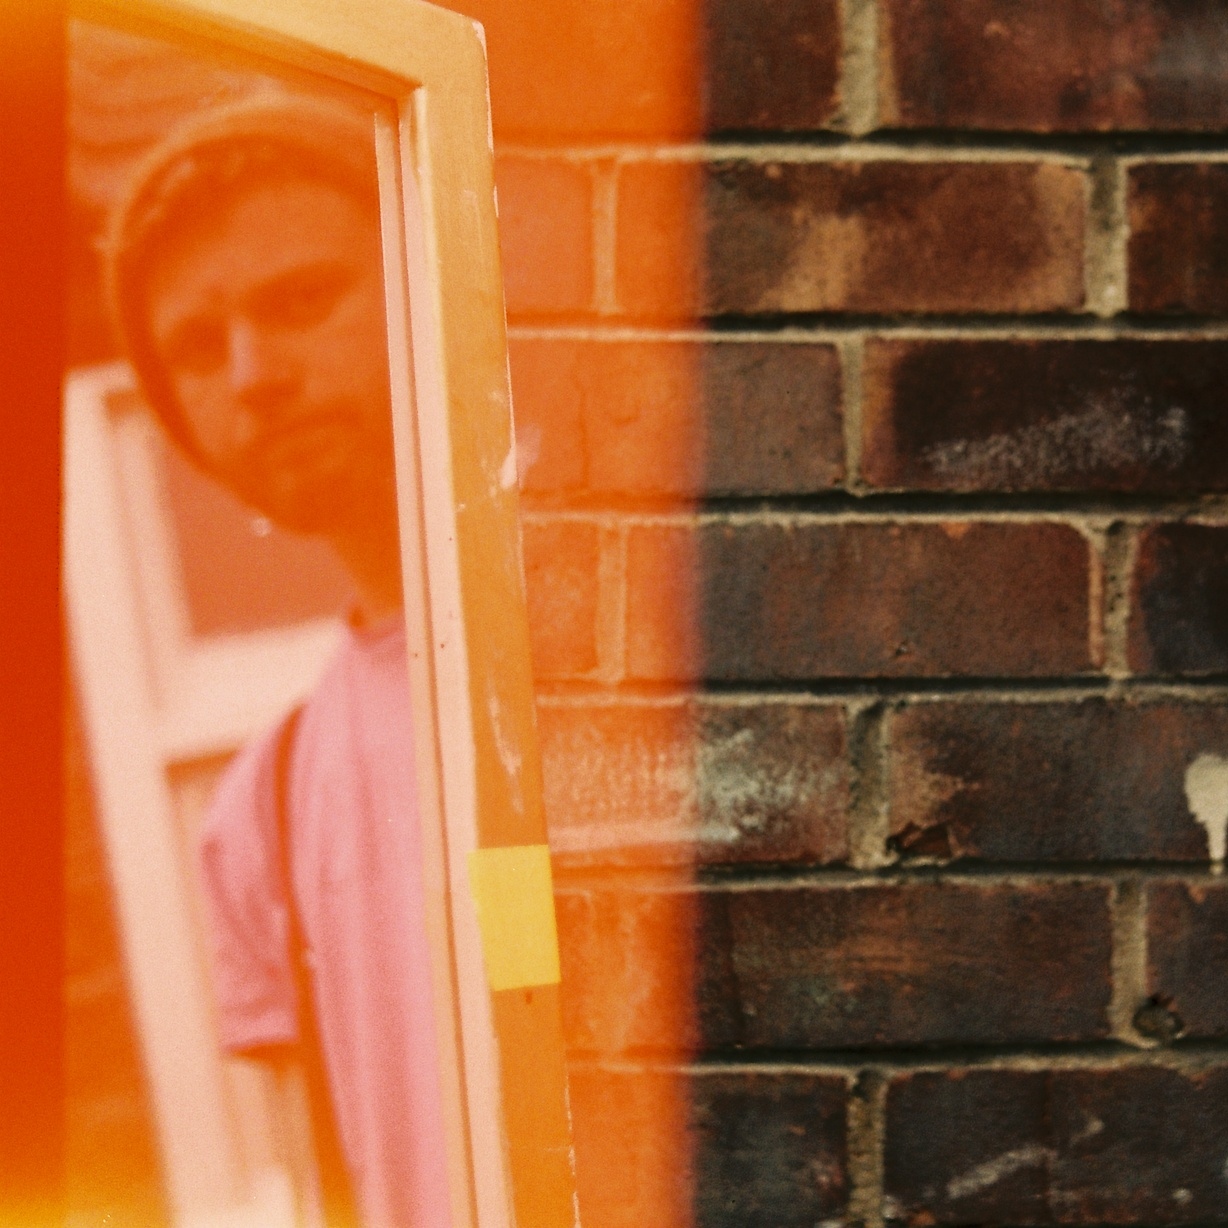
[164,318,226,374]
[256,267,352,328]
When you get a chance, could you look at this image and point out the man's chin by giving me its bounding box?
[252,474,395,539]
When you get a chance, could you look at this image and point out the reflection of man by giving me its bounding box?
[110,102,450,1227]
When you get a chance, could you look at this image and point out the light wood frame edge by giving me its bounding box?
[66,2,575,1225]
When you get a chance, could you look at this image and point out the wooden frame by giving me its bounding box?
[64,3,573,1226]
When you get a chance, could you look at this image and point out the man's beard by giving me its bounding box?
[235,422,399,542]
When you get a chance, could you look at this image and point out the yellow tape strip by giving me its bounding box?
[467,844,561,992]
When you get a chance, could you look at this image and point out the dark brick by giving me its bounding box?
[888,700,1228,863]
[1148,881,1228,1039]
[455,0,702,141]
[885,1063,1228,1224]
[496,156,594,317]
[1129,163,1228,314]
[703,0,841,132]
[522,519,601,678]
[700,881,1113,1049]
[617,160,1086,318]
[626,521,1092,681]
[862,339,1228,494]
[510,339,843,498]
[539,699,849,866]
[566,1066,849,1228]
[881,0,1228,131]
[1129,523,1228,675]
[690,1070,849,1226]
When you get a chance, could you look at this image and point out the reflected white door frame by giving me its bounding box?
[65,361,342,1228]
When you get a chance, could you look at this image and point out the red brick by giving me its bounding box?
[617,160,1086,318]
[862,339,1228,494]
[1147,881,1228,1039]
[880,0,1228,131]
[689,1070,849,1226]
[700,880,1113,1049]
[888,700,1228,863]
[510,338,842,498]
[453,0,702,141]
[885,1063,1228,1224]
[565,1066,694,1228]
[539,700,848,866]
[521,519,601,678]
[565,1066,850,1228]
[495,157,593,317]
[623,525,702,681]
[556,883,699,1054]
[626,521,1093,681]
[703,0,841,132]
[1129,523,1228,676]
[1129,163,1228,314]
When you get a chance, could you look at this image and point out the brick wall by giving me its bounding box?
[462,0,1228,1224]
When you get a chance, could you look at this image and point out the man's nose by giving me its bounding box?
[228,319,296,417]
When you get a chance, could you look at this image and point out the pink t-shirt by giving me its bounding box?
[199,619,452,1228]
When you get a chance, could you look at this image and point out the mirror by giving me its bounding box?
[64,4,571,1226]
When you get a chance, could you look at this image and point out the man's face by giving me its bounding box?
[146,173,396,537]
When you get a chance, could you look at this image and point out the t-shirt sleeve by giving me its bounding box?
[198,723,300,1052]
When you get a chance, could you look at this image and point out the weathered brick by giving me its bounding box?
[510,338,842,498]
[698,881,1113,1050]
[566,1065,693,1228]
[495,157,594,317]
[885,1063,1228,1225]
[1129,163,1228,314]
[880,0,1228,131]
[626,521,1093,681]
[888,700,1228,863]
[1129,523,1228,675]
[1147,880,1228,1039]
[861,339,1228,493]
[557,882,699,1054]
[566,1066,850,1228]
[521,519,602,678]
[539,700,848,866]
[455,0,702,141]
[690,1070,849,1226]
[703,0,841,132]
[617,160,1086,318]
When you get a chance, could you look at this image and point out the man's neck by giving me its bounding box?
[329,522,403,625]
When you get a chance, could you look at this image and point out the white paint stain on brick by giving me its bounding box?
[1184,753,1228,868]
[923,401,1188,487]
[946,1145,1052,1201]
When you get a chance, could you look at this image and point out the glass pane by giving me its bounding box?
[66,17,447,1227]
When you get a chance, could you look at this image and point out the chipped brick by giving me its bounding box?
[1147,880,1228,1039]
[888,700,1228,863]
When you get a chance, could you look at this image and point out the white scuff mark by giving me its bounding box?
[514,421,541,485]
[499,442,518,490]
[946,1145,1052,1201]
[1173,1188,1193,1206]
[1185,753,1228,869]
[1071,1114,1104,1144]
[487,687,523,812]
[923,400,1189,486]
